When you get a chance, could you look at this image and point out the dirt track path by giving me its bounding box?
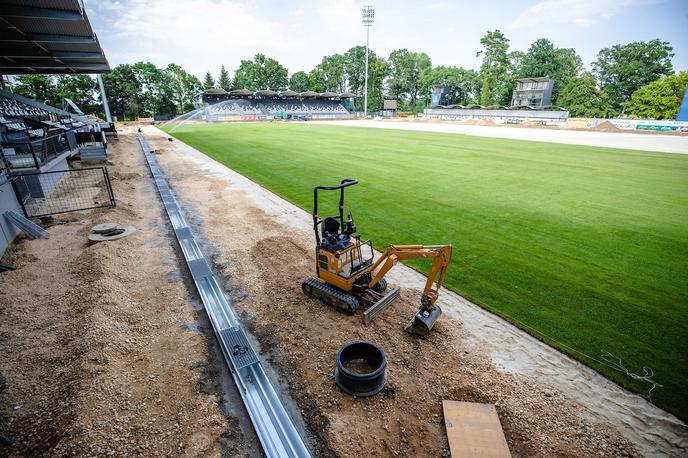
[146,125,687,456]
[309,119,688,154]
[0,127,258,456]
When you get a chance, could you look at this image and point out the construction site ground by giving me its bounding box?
[309,119,688,154]
[0,124,686,457]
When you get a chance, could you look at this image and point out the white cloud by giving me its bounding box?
[506,0,649,29]
[88,0,287,76]
[86,0,373,77]
[83,0,684,78]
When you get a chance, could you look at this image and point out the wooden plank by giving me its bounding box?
[442,400,511,458]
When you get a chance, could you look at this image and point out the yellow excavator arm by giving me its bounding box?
[368,244,453,312]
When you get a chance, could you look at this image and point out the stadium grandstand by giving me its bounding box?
[0,0,114,254]
[421,104,569,126]
[0,90,110,169]
[201,88,354,121]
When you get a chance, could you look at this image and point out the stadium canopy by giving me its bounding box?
[319,91,338,98]
[278,90,299,97]
[339,92,356,98]
[300,90,318,97]
[0,0,110,74]
[255,89,277,97]
[229,88,253,96]
[516,76,552,83]
[204,87,227,94]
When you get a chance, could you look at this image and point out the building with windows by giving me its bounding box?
[511,77,554,108]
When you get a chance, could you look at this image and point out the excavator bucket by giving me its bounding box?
[404,305,442,336]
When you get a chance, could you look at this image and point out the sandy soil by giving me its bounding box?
[309,119,688,154]
[0,129,259,456]
[2,123,684,457]
[141,125,684,457]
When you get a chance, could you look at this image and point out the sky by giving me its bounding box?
[84,0,688,79]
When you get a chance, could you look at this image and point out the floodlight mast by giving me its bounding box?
[362,3,374,117]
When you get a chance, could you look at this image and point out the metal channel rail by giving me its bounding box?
[136,133,311,458]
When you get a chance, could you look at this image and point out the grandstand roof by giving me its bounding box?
[255,89,277,97]
[0,0,109,74]
[516,77,553,83]
[229,88,253,96]
[319,91,338,98]
[279,90,299,97]
[300,90,318,97]
[204,88,227,94]
[339,92,356,98]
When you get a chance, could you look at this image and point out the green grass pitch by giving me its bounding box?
[162,122,688,420]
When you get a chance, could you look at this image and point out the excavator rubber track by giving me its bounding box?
[302,278,360,313]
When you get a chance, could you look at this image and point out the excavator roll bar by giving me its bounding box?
[312,178,357,246]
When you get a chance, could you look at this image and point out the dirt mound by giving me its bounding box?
[459,118,497,126]
[519,120,545,128]
[145,126,638,458]
[592,121,622,132]
[0,128,254,457]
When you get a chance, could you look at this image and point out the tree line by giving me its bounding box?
[9,63,203,121]
[8,31,686,120]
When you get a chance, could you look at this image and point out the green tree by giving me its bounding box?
[508,50,525,78]
[101,64,142,120]
[165,63,202,113]
[203,71,215,89]
[289,71,309,92]
[343,46,370,98]
[519,38,582,102]
[593,39,674,112]
[218,65,231,91]
[387,49,432,112]
[308,54,346,93]
[344,45,389,112]
[367,59,389,112]
[11,75,56,106]
[557,75,613,118]
[625,72,688,119]
[232,54,288,90]
[477,30,512,106]
[131,62,175,117]
[419,66,481,107]
[55,75,97,114]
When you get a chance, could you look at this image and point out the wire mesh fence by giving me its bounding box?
[12,167,115,218]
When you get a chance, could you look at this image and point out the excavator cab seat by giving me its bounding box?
[322,217,340,237]
[321,217,352,253]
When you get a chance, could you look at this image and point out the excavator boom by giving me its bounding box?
[365,244,453,335]
[369,244,452,305]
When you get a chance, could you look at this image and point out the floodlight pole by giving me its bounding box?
[362,4,374,117]
[96,74,112,123]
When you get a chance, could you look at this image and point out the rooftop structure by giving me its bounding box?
[511,77,554,108]
[0,0,110,75]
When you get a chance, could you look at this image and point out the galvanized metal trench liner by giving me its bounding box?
[136,133,311,458]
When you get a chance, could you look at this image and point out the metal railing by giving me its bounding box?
[12,166,115,218]
[1,133,71,171]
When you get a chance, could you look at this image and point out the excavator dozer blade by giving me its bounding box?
[404,305,442,336]
[363,286,401,324]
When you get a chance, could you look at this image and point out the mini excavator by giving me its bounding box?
[301,179,453,335]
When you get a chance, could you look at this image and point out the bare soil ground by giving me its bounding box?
[0,129,259,456]
[311,119,688,154]
[379,115,687,136]
[145,127,639,457]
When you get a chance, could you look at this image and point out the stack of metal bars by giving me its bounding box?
[4,210,50,239]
